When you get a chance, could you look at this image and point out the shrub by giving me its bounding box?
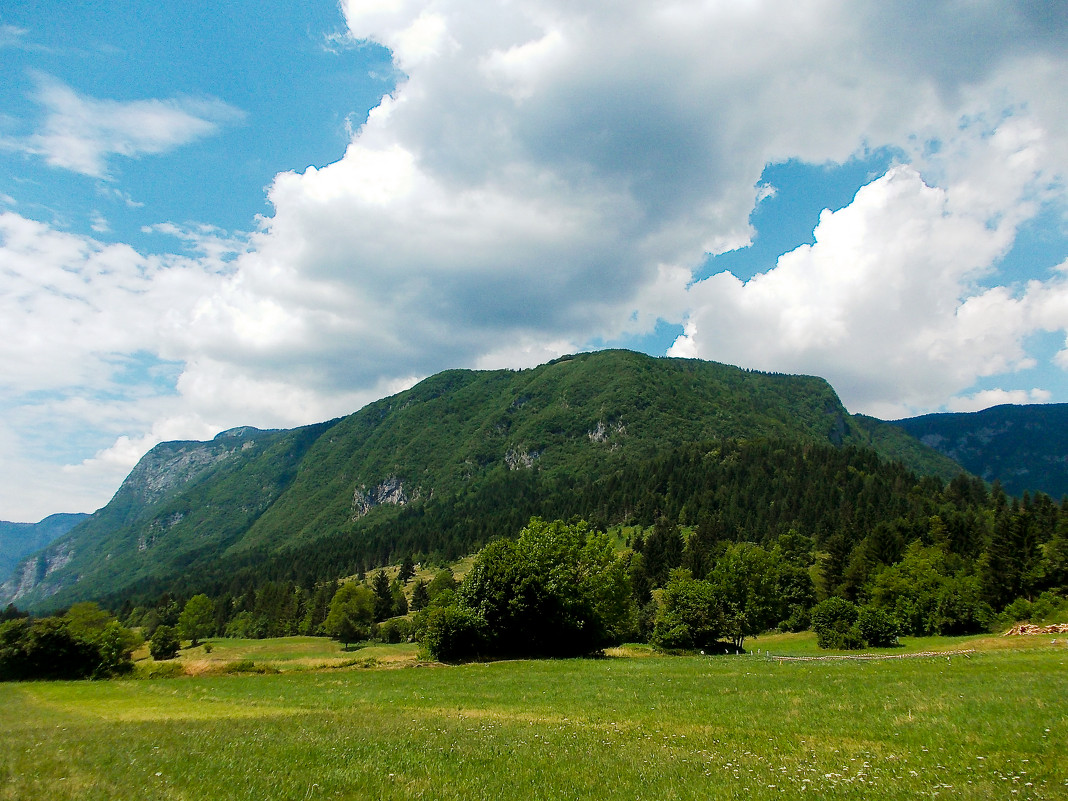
[139,660,185,679]
[421,606,488,662]
[780,604,810,633]
[857,605,899,647]
[932,576,992,635]
[378,618,412,644]
[149,625,180,661]
[651,574,723,651]
[811,597,863,650]
[222,659,277,674]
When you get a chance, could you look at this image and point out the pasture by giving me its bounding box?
[1,635,1066,800]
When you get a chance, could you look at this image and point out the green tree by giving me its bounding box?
[323,583,375,649]
[371,570,393,622]
[426,518,632,660]
[94,620,139,677]
[707,543,781,648]
[410,579,430,610]
[642,516,684,587]
[149,624,180,660]
[63,602,112,640]
[651,571,723,651]
[0,604,26,623]
[811,597,862,650]
[427,568,457,600]
[390,579,408,617]
[857,605,899,647]
[178,594,215,647]
[300,581,337,635]
[398,554,416,584]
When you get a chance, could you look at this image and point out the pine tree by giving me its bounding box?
[398,554,416,584]
[410,579,430,611]
[372,570,393,621]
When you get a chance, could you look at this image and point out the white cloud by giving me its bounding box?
[946,388,1053,414]
[667,165,1054,417]
[5,0,1068,518]
[22,75,244,178]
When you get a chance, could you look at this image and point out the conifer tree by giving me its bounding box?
[372,570,393,621]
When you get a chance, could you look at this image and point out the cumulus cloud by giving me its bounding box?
[311,0,1068,405]
[668,163,1067,417]
[21,75,243,178]
[5,0,1068,518]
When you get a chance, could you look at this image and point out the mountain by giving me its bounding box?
[892,403,1068,500]
[1,350,963,612]
[0,513,89,587]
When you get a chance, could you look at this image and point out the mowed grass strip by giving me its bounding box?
[2,643,1066,800]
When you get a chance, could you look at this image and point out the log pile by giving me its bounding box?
[1003,623,1068,636]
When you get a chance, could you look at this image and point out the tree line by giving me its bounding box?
[7,438,1068,675]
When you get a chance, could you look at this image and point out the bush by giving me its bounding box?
[149,625,180,661]
[651,574,723,651]
[138,660,185,679]
[421,606,488,662]
[378,618,413,644]
[94,621,139,677]
[857,605,899,647]
[932,576,992,635]
[780,604,810,633]
[222,659,277,674]
[811,597,863,650]
[1,610,139,682]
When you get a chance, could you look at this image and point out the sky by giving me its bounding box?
[1,1,1067,522]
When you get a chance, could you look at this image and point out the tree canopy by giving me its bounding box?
[424,518,634,660]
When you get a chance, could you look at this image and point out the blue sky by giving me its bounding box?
[1,1,1067,521]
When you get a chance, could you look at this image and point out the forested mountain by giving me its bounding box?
[2,350,962,612]
[893,404,1068,499]
[0,513,88,585]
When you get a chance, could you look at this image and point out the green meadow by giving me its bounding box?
[2,636,1066,800]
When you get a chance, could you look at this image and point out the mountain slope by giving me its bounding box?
[0,513,89,586]
[234,350,960,557]
[893,403,1068,499]
[3,350,962,611]
[0,424,334,609]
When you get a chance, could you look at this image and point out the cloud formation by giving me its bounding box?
[669,165,1067,417]
[3,0,1068,519]
[21,75,243,178]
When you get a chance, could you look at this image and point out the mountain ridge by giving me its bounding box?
[893,403,1068,499]
[0,513,90,589]
[2,350,963,611]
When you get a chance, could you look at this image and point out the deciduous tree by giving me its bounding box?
[178,594,215,647]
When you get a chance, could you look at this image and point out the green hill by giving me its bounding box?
[2,350,963,611]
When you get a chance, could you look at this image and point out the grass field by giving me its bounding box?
[2,635,1066,800]
[143,636,422,676]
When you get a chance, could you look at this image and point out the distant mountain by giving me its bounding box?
[0,513,89,588]
[2,350,963,612]
[892,403,1068,499]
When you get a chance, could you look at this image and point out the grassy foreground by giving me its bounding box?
[2,638,1066,800]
